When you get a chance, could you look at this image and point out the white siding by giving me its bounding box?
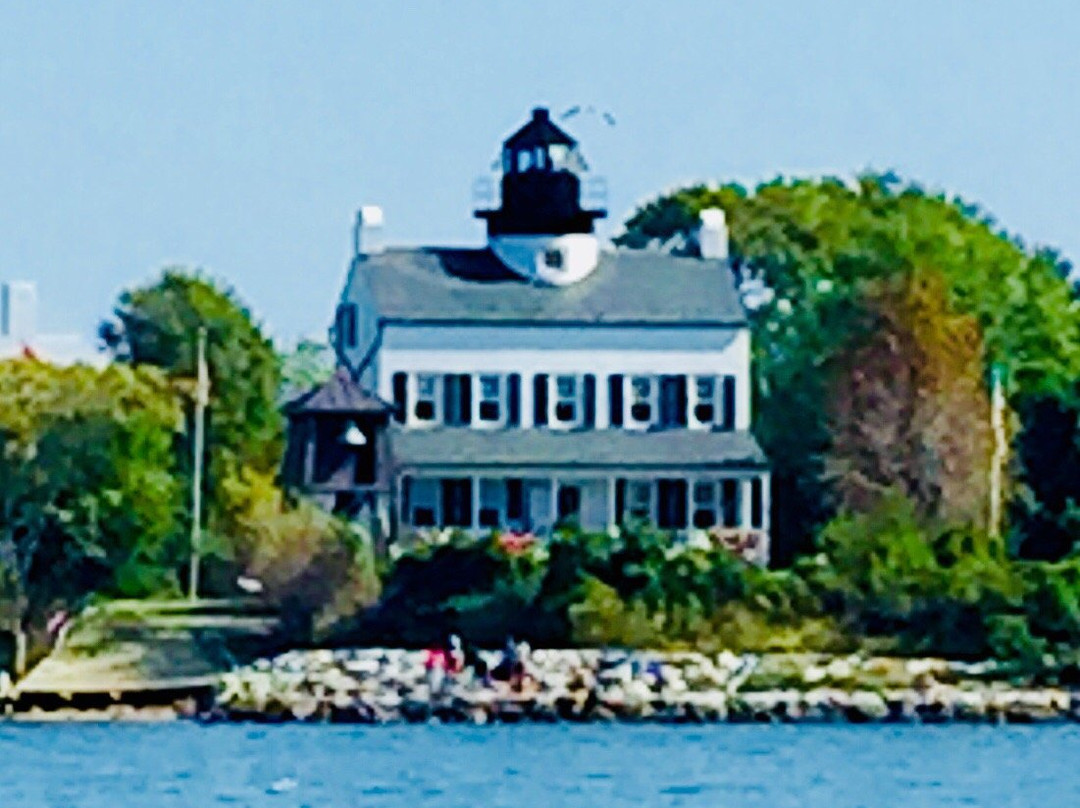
[376,323,752,430]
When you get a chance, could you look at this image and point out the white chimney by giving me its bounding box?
[354,205,385,256]
[698,208,729,261]
[1,281,37,342]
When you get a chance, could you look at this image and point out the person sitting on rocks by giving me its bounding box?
[491,636,519,682]
[424,642,449,697]
[447,635,465,676]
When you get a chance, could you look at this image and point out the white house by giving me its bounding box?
[0,280,104,367]
[292,108,771,561]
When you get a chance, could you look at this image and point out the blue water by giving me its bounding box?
[1,724,1079,807]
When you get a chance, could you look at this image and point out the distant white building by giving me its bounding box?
[286,108,771,562]
[0,280,104,366]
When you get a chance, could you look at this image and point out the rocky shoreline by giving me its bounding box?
[208,648,1080,725]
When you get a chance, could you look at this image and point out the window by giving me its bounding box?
[629,376,654,424]
[479,478,504,528]
[693,376,716,425]
[336,303,358,350]
[478,374,502,422]
[627,481,651,521]
[553,374,578,424]
[657,480,688,529]
[409,478,438,527]
[413,507,436,527]
[544,248,563,269]
[557,485,581,523]
[441,479,472,527]
[414,374,438,422]
[517,150,532,172]
[693,482,717,528]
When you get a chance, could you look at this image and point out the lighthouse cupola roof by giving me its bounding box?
[475,107,606,239]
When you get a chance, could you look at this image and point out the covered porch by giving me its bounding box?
[396,472,770,561]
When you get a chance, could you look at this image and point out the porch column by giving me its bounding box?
[471,475,481,534]
[761,473,771,531]
[607,476,618,528]
[686,477,695,532]
[302,418,316,486]
[550,476,559,532]
[740,477,753,529]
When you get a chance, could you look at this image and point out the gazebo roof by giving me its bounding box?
[284,368,392,415]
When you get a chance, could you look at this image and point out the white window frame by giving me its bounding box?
[478,478,504,529]
[549,373,582,429]
[626,480,653,521]
[690,375,719,429]
[475,373,505,427]
[691,479,719,529]
[411,373,441,426]
[626,375,657,429]
[408,477,440,527]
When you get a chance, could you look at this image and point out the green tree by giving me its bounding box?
[618,176,1080,562]
[102,269,284,544]
[0,359,184,660]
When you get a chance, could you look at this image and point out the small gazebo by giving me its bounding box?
[282,368,395,528]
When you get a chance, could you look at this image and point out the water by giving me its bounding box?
[1,723,1079,807]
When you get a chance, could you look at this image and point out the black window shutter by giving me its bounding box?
[392,372,407,424]
[676,375,688,426]
[443,373,457,425]
[506,478,524,520]
[400,475,411,522]
[533,374,548,426]
[615,478,626,524]
[721,376,736,431]
[583,374,596,427]
[609,374,623,427]
[507,373,521,426]
[459,373,472,425]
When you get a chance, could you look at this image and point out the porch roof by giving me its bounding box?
[389,428,767,472]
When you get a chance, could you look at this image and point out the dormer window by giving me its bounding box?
[554,375,578,424]
[544,249,563,269]
[478,374,502,423]
[629,376,655,425]
[414,374,439,422]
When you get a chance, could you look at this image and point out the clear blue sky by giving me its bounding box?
[1,2,1077,343]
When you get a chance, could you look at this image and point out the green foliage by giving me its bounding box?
[280,339,335,399]
[811,493,1023,655]
[0,360,185,628]
[618,176,1080,561]
[104,269,284,519]
[221,468,380,642]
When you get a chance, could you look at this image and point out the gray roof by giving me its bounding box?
[389,428,767,472]
[359,248,747,326]
[284,368,392,414]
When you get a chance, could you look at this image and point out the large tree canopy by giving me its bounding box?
[618,175,1080,562]
[103,269,284,475]
[0,360,184,628]
[101,270,285,551]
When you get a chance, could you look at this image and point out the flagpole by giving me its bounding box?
[189,326,208,601]
[989,364,1006,540]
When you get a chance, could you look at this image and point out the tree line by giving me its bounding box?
[0,172,1077,668]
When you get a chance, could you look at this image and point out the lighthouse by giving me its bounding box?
[475,108,607,285]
